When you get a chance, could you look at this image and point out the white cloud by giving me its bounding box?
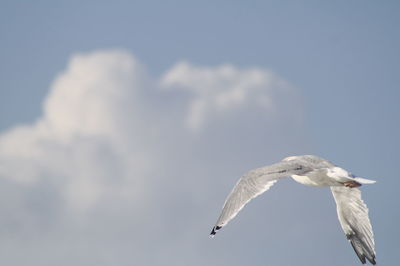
[0,49,310,266]
[43,50,141,142]
[161,61,295,130]
[0,50,152,211]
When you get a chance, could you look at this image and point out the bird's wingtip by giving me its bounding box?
[210,225,222,238]
[370,257,376,265]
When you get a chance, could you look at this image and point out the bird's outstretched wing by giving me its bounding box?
[331,186,376,265]
[210,160,310,236]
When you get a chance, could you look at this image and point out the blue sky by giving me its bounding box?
[0,1,399,265]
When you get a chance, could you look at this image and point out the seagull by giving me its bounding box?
[210,155,376,265]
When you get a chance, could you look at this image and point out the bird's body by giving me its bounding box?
[210,155,376,265]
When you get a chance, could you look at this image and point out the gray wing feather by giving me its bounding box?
[210,160,310,236]
[331,187,376,265]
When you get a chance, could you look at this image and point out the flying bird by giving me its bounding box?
[210,155,376,265]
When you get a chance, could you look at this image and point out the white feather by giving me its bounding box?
[354,177,377,184]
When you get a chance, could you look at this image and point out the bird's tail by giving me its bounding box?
[353,177,376,184]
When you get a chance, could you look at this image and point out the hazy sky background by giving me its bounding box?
[0,1,399,265]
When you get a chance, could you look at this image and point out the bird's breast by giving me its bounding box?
[291,169,340,187]
[291,175,320,186]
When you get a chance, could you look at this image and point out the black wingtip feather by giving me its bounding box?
[349,239,366,264]
[210,226,222,237]
[367,253,376,265]
[370,257,376,265]
[347,233,376,265]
